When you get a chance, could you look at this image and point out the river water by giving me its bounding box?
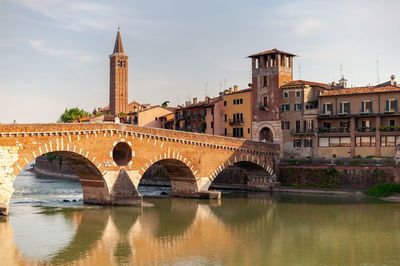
[2,170,400,265]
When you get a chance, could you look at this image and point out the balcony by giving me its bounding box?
[291,129,316,135]
[384,108,396,114]
[229,119,244,126]
[355,127,376,132]
[303,108,319,115]
[318,127,350,134]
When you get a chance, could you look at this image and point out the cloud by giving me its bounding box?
[12,0,115,31]
[30,40,96,62]
[294,19,323,36]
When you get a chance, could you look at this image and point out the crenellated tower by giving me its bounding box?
[249,49,295,146]
[110,30,128,116]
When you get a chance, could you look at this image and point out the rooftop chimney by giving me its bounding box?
[193,97,198,104]
[229,87,233,94]
[233,85,238,92]
[205,96,210,102]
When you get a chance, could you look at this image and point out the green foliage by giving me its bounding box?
[119,112,126,116]
[353,155,362,158]
[366,183,400,197]
[161,101,170,108]
[45,153,62,171]
[58,107,90,123]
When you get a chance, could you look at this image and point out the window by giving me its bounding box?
[340,137,351,147]
[304,139,313,147]
[361,101,372,114]
[296,91,301,98]
[240,99,243,104]
[295,120,300,133]
[233,127,243,138]
[263,96,268,107]
[281,104,290,111]
[390,119,396,127]
[319,138,329,147]
[263,76,268,87]
[255,58,259,69]
[330,137,340,147]
[339,102,350,114]
[385,99,398,113]
[282,121,290,130]
[233,99,236,105]
[361,120,371,130]
[224,128,227,136]
[211,121,214,129]
[248,128,250,134]
[305,120,314,132]
[381,136,396,147]
[323,103,333,115]
[293,139,301,147]
[356,136,376,147]
[224,114,227,122]
[340,121,350,132]
[283,92,289,98]
[294,104,302,111]
[224,101,227,106]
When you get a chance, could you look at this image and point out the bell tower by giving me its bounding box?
[110,29,128,116]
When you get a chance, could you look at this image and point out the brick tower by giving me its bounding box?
[249,49,295,146]
[110,30,128,116]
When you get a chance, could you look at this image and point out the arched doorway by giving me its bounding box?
[259,127,274,143]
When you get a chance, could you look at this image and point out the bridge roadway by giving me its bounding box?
[0,123,279,215]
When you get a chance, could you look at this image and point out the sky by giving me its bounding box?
[1,0,399,123]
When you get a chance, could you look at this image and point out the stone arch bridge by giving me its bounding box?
[0,124,279,215]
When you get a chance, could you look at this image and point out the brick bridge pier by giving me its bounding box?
[0,124,279,215]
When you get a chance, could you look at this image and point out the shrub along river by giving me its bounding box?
[1,169,400,265]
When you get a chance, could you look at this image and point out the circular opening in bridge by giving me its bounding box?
[113,142,132,166]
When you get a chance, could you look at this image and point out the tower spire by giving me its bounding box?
[113,29,124,54]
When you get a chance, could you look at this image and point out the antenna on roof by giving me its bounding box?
[340,64,343,78]
[224,78,227,89]
[376,57,380,85]
[205,81,208,97]
[298,63,301,80]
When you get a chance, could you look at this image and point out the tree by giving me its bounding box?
[161,101,170,108]
[58,107,90,123]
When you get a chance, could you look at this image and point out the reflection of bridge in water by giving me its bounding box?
[0,196,277,265]
[0,123,279,215]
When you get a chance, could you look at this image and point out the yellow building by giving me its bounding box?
[223,86,252,139]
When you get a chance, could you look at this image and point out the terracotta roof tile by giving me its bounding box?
[320,86,400,96]
[282,80,329,89]
[248,49,296,58]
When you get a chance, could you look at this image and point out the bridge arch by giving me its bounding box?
[1,146,110,215]
[206,154,276,192]
[139,158,198,197]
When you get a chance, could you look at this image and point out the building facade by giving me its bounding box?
[249,49,295,150]
[318,81,400,158]
[280,80,328,158]
[222,86,253,140]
